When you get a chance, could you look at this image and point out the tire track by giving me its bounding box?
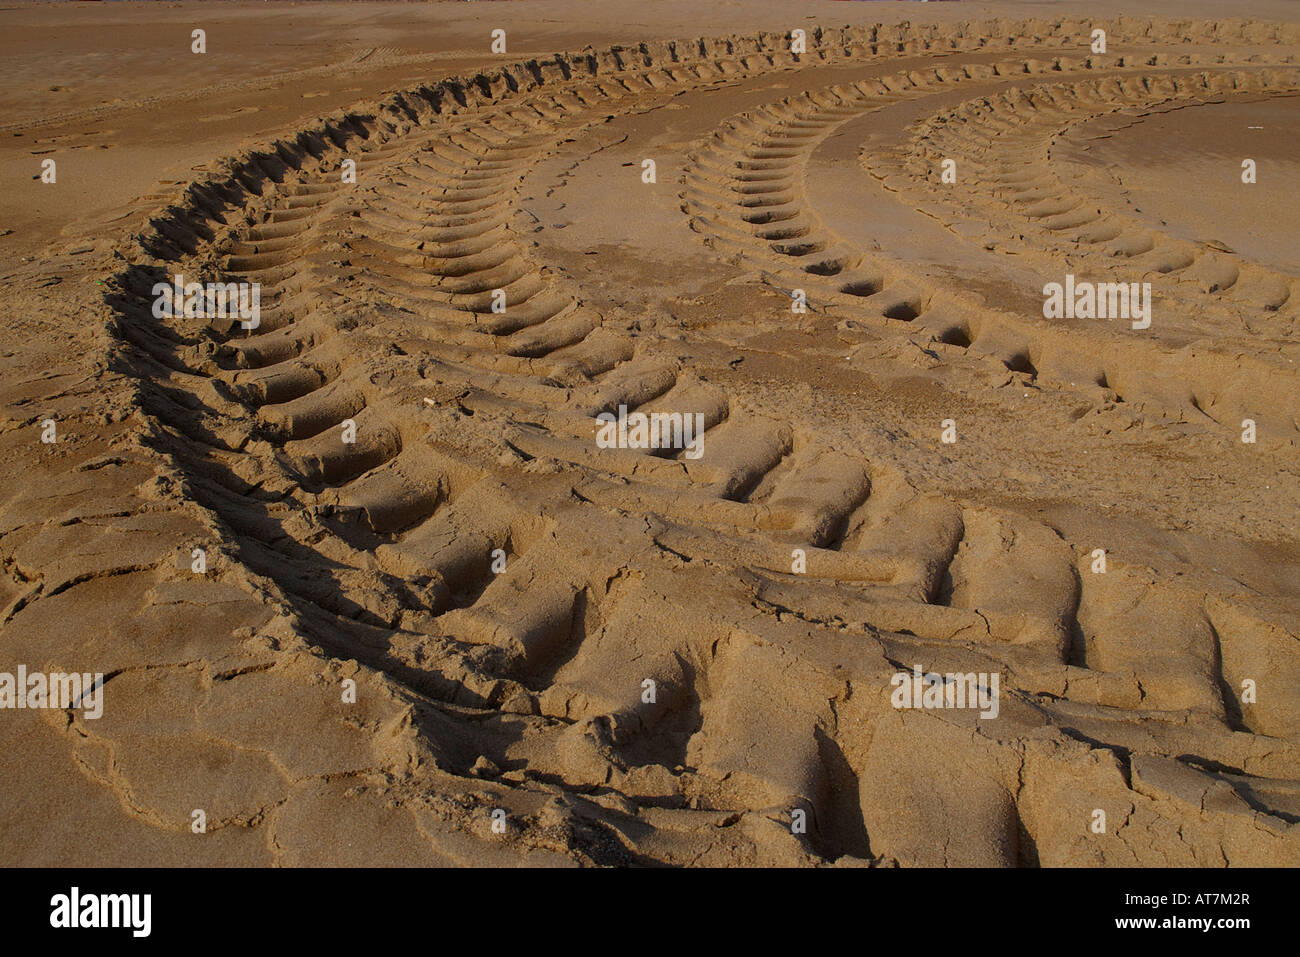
[684,54,1300,439]
[96,18,1300,865]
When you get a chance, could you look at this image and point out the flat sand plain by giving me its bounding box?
[1,0,1298,866]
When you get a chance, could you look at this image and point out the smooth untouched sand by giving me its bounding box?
[1,0,1298,867]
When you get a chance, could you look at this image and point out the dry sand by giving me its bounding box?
[1,0,1298,867]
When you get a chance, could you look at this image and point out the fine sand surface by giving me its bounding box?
[1,0,1298,867]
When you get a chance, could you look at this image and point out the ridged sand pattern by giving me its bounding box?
[9,15,1297,866]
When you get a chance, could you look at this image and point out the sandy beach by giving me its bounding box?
[1,0,1298,867]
